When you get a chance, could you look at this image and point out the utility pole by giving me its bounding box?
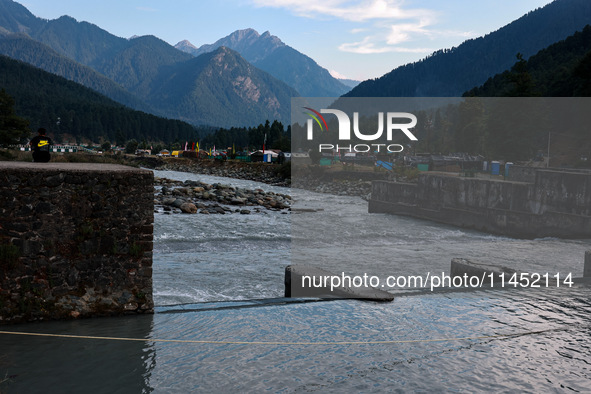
[547,132,550,168]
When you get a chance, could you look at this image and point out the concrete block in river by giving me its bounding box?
[285,265,394,301]
[450,258,517,286]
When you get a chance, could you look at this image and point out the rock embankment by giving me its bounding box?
[143,158,289,186]
[154,178,292,215]
[141,157,377,199]
[292,177,373,200]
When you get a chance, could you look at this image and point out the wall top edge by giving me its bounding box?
[0,161,152,175]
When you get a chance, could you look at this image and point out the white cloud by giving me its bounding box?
[339,38,433,54]
[339,36,395,54]
[250,0,471,56]
[386,18,431,44]
[250,0,433,22]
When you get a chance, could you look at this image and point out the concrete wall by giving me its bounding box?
[369,169,591,239]
[0,162,154,323]
[508,165,591,184]
[534,170,591,216]
[506,165,538,183]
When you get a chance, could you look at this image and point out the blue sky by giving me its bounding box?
[21,0,554,81]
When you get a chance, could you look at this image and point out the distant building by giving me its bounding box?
[290,152,311,165]
[19,144,79,153]
[250,150,278,163]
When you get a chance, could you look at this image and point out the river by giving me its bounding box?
[1,169,590,393]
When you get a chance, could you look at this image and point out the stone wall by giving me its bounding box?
[369,169,591,239]
[0,162,154,323]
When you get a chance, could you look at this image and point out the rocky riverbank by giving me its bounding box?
[154,177,292,215]
[290,166,395,200]
[138,157,289,186]
[291,175,373,200]
[140,157,382,201]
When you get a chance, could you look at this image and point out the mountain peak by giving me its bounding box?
[223,28,266,49]
[55,15,78,24]
[173,27,349,97]
[175,39,197,51]
[231,28,260,39]
[176,28,285,59]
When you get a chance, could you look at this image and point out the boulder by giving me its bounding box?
[170,199,186,209]
[180,202,197,214]
[230,197,246,205]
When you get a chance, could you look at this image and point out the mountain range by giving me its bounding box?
[0,0,307,127]
[1,0,590,137]
[175,29,352,97]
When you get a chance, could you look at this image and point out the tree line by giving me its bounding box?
[199,120,290,153]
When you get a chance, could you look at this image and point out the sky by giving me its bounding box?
[21,0,555,81]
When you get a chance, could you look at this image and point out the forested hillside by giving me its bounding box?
[148,47,299,128]
[345,0,591,98]
[0,33,152,112]
[406,26,591,163]
[465,25,591,97]
[0,55,200,144]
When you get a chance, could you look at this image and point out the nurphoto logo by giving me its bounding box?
[303,107,418,153]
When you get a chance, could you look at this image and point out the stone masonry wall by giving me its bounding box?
[0,162,154,324]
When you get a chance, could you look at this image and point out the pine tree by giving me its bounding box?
[0,89,31,147]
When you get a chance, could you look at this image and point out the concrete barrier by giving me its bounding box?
[451,255,591,288]
[450,258,517,286]
[285,265,394,301]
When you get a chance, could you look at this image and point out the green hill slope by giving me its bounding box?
[0,55,199,144]
[465,25,591,97]
[345,0,591,98]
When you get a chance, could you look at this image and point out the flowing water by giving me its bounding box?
[1,169,590,393]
